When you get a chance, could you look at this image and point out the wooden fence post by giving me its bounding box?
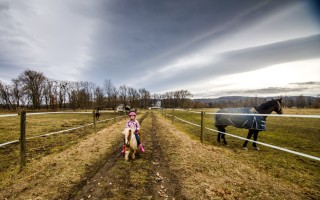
[114,110,116,122]
[172,109,174,124]
[200,111,204,143]
[20,111,26,169]
[92,110,96,133]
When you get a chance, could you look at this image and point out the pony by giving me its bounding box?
[215,98,283,150]
[122,127,138,161]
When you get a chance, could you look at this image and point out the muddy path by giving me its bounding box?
[69,112,183,200]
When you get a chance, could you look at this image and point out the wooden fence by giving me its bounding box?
[0,110,125,169]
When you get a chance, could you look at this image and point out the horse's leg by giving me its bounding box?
[242,129,254,150]
[216,125,226,144]
[221,127,227,145]
[216,125,227,145]
[216,126,221,143]
[253,130,260,151]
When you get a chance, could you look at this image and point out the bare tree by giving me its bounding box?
[11,78,26,109]
[16,69,46,109]
[296,95,306,108]
[138,88,151,109]
[177,90,192,108]
[57,81,68,110]
[0,81,13,110]
[95,86,105,109]
[104,79,118,109]
[128,87,140,108]
[43,79,53,110]
[119,85,128,107]
[162,91,174,108]
[67,81,78,110]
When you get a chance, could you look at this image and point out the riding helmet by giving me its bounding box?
[129,112,136,116]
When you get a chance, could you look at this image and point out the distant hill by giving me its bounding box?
[192,95,320,108]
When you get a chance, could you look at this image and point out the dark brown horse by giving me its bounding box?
[95,108,100,121]
[215,99,283,150]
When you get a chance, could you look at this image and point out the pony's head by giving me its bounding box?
[123,127,136,146]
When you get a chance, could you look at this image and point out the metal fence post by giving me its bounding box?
[20,111,26,169]
[200,111,204,143]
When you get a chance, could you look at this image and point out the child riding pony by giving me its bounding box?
[121,111,145,155]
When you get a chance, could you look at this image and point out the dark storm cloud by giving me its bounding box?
[82,0,298,86]
[241,87,307,94]
[0,0,319,98]
[196,81,320,98]
[290,81,320,86]
[141,34,320,91]
[199,87,312,98]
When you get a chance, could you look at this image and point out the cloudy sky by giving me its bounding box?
[0,0,319,98]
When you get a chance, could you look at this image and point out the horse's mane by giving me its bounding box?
[255,99,277,110]
[123,127,136,135]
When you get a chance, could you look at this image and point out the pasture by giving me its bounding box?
[0,108,319,199]
[0,111,123,179]
[162,108,320,197]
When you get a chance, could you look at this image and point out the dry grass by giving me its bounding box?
[155,112,319,199]
[0,111,124,177]
[0,119,126,199]
[0,109,319,199]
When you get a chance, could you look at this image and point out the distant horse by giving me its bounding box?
[124,106,131,114]
[123,127,138,161]
[95,108,100,121]
[215,98,283,150]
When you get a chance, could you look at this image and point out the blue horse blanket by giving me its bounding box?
[215,107,266,131]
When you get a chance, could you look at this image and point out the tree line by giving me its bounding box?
[0,69,193,111]
[195,95,320,109]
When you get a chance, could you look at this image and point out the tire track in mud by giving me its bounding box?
[68,112,182,200]
[148,112,184,200]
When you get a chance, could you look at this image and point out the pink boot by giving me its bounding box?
[121,145,126,154]
[139,144,145,153]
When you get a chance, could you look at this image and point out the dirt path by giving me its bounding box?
[69,112,183,200]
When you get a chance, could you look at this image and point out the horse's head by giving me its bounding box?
[273,98,283,114]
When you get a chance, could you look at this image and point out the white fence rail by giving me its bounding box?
[164,110,320,161]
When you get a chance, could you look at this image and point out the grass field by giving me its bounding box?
[0,108,319,199]
[0,108,319,198]
[0,111,125,181]
[161,108,320,198]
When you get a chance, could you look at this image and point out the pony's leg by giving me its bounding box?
[121,138,126,154]
[253,130,260,150]
[243,129,254,149]
[125,148,130,161]
[132,149,136,160]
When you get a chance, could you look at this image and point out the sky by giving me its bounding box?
[0,0,320,98]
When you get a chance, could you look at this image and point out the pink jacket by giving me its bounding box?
[125,119,140,133]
